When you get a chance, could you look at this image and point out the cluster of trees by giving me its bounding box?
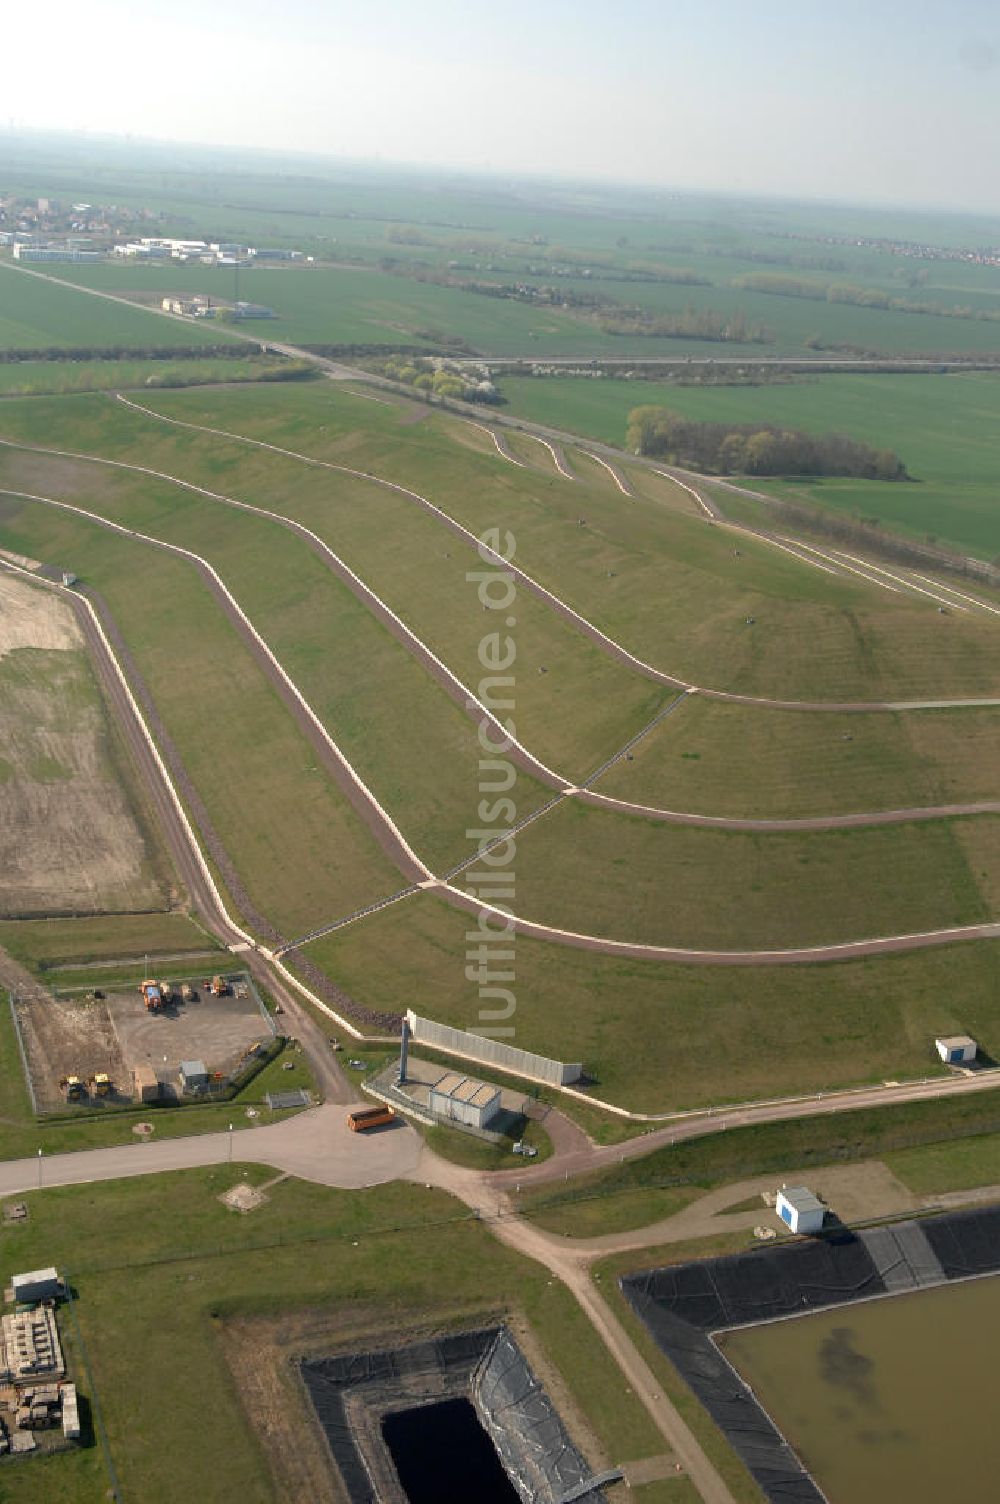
[626,406,908,480]
[144,360,315,389]
[733,273,1000,325]
[597,307,772,343]
[733,273,891,305]
[381,357,500,403]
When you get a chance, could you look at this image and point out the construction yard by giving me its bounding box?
[13,973,274,1112]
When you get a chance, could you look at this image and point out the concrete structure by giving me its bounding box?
[405,1010,583,1087]
[428,1071,502,1129]
[11,1268,60,1305]
[133,1064,161,1103]
[61,1383,79,1440]
[179,1060,209,1091]
[935,1035,978,1064]
[0,1308,64,1382]
[775,1186,825,1235]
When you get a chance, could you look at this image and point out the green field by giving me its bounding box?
[0,263,243,351]
[594,698,1000,817]
[0,355,313,397]
[499,371,1000,559]
[0,912,217,971]
[41,244,1000,360]
[0,1168,666,1503]
[0,435,554,874]
[296,893,1000,1111]
[510,799,993,950]
[0,389,665,782]
[96,383,1000,704]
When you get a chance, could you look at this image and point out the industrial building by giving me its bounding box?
[11,1268,61,1305]
[12,244,102,263]
[428,1071,502,1129]
[935,1034,978,1064]
[775,1186,826,1235]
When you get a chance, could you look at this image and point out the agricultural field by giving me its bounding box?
[0,355,315,398]
[499,371,1000,560]
[0,571,172,918]
[0,263,242,351]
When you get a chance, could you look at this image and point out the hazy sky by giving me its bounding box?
[6,0,999,210]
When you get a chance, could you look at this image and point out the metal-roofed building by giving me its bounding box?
[775,1186,826,1235]
[429,1071,502,1129]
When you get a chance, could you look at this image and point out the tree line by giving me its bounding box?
[732,272,1000,324]
[626,406,908,480]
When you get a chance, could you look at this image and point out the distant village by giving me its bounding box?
[0,193,309,274]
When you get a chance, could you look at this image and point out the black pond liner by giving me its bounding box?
[621,1204,1000,1504]
[300,1325,606,1504]
[382,1396,520,1504]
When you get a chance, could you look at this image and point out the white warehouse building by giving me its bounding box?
[428,1071,502,1130]
[775,1186,826,1235]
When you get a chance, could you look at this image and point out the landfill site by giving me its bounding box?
[12,971,275,1111]
[0,1263,79,1458]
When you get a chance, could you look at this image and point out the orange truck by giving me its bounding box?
[347,1105,395,1133]
[139,979,164,1011]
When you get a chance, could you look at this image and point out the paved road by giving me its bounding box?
[0,1104,421,1196]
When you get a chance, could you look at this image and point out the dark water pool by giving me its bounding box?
[381,1396,519,1503]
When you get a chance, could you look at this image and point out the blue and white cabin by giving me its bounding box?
[775,1186,825,1235]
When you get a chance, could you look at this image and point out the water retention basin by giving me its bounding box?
[382,1397,520,1504]
[300,1325,609,1504]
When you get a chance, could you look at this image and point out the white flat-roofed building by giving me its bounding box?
[935,1035,978,1064]
[775,1186,825,1235]
[429,1070,502,1129]
[11,1268,60,1304]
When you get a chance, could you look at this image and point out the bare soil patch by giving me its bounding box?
[0,571,166,917]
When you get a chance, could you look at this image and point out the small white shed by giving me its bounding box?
[935,1035,978,1065]
[775,1186,825,1235]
